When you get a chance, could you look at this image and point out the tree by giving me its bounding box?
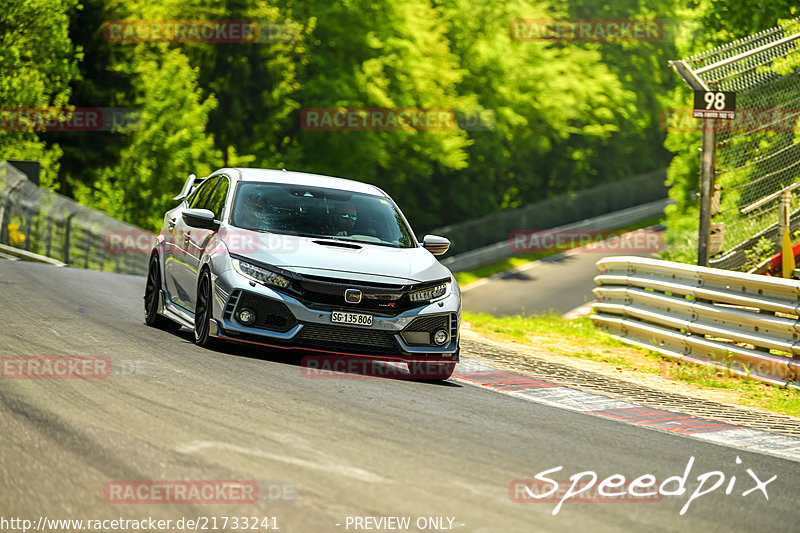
[275,0,474,229]
[70,47,219,229]
[0,0,80,184]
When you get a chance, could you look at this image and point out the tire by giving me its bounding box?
[194,269,216,347]
[144,253,182,331]
[406,360,456,381]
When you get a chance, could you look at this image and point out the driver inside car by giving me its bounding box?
[333,203,358,236]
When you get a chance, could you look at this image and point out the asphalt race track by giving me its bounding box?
[1,260,798,532]
[461,229,663,316]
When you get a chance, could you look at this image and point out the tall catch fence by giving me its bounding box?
[430,168,667,256]
[671,18,800,270]
[0,161,150,275]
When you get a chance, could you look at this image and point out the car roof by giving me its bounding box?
[223,168,388,197]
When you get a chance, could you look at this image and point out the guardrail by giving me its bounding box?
[591,256,800,389]
[442,198,671,272]
[430,168,668,257]
[0,161,150,275]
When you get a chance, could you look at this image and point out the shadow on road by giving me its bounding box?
[165,326,460,386]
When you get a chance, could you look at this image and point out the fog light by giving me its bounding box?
[237,308,256,325]
[433,329,449,345]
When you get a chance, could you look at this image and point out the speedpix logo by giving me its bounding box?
[511,456,776,515]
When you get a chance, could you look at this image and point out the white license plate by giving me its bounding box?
[331,311,373,327]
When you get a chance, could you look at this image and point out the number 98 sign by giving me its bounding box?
[693,90,736,119]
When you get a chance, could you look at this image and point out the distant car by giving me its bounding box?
[144,168,460,379]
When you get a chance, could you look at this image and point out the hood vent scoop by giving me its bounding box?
[312,240,362,250]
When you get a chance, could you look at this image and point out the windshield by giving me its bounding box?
[230,182,416,248]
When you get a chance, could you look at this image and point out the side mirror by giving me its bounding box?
[182,208,219,230]
[422,234,451,256]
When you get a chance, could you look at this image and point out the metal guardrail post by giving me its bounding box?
[44,215,52,257]
[83,225,91,269]
[64,213,75,265]
[23,208,32,251]
[0,197,7,245]
[668,60,715,267]
[698,121,716,267]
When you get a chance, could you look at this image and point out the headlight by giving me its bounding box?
[233,259,290,289]
[409,282,450,302]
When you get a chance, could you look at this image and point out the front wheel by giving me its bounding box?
[194,269,216,347]
[144,253,181,331]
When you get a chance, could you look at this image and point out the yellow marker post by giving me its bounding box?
[780,190,795,278]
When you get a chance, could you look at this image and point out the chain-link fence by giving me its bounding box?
[429,168,667,256]
[675,18,800,270]
[0,161,151,275]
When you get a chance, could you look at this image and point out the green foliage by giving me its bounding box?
[0,0,81,184]
[742,236,775,272]
[660,5,800,264]
[277,0,475,229]
[72,47,219,229]
[6,0,789,241]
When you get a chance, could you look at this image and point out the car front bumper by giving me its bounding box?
[207,266,461,363]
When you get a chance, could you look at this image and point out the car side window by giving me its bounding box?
[188,177,219,209]
[205,177,230,219]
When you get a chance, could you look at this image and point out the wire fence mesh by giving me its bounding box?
[682,18,800,270]
[0,161,151,275]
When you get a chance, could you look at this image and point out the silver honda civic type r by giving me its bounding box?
[144,168,461,379]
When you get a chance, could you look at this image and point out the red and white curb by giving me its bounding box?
[453,359,800,462]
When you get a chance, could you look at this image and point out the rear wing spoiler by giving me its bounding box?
[173,174,207,202]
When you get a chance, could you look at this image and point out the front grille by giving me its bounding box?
[233,291,297,333]
[298,280,407,316]
[295,276,446,317]
[404,315,449,333]
[294,323,398,354]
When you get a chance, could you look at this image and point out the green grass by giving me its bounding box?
[454,216,664,286]
[464,311,623,347]
[454,252,550,286]
[463,311,800,417]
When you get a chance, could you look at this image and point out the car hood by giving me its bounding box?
[219,228,450,284]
